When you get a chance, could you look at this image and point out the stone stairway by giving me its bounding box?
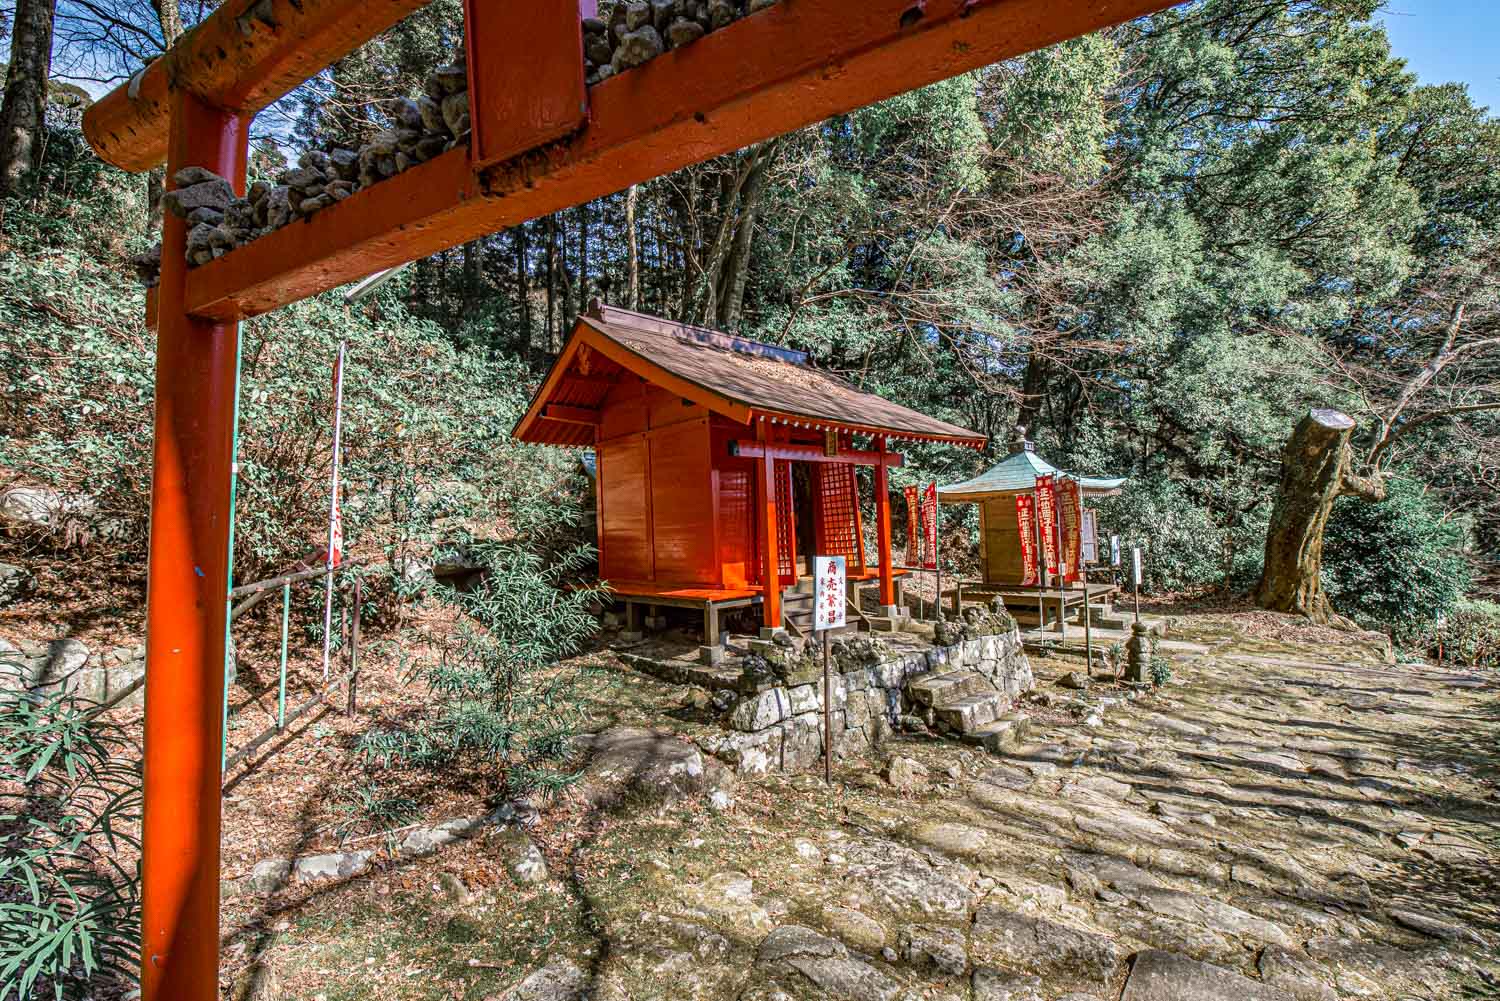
[906,670,1030,752]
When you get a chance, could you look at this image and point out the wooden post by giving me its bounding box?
[757,422,781,633]
[140,90,248,1001]
[873,436,895,612]
[347,578,361,716]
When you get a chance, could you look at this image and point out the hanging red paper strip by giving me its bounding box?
[921,482,938,570]
[1015,494,1038,586]
[1035,474,1059,575]
[1058,476,1082,582]
[903,484,920,566]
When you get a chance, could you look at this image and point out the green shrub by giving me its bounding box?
[1320,476,1471,637]
[358,544,606,796]
[1093,478,1234,593]
[0,692,140,1001]
[1431,599,1500,669]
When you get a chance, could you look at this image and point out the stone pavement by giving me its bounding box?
[575,616,1500,1000]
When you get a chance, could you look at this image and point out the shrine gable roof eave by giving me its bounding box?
[512,304,989,449]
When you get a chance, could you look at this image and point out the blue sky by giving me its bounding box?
[1378,1,1500,113]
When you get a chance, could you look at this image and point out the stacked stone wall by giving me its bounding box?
[699,626,1033,775]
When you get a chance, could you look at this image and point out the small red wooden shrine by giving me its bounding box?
[515,304,986,634]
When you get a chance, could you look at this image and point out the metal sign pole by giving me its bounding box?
[822,628,832,785]
[320,341,347,683]
[1081,560,1093,675]
[932,490,943,620]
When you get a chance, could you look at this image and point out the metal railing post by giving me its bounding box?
[278,582,290,729]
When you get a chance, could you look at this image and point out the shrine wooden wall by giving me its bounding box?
[596,377,730,587]
[981,496,1026,585]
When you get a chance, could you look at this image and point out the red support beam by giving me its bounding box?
[873,436,896,610]
[729,440,904,467]
[141,91,248,1001]
[757,423,781,632]
[175,0,1177,323]
[84,0,428,173]
[464,0,589,169]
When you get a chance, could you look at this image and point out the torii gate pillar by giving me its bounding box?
[140,90,248,1001]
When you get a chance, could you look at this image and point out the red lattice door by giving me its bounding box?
[756,460,798,585]
[815,463,866,574]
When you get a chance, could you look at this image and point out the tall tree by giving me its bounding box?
[0,0,58,193]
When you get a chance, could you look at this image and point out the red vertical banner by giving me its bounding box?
[1015,494,1038,586]
[1035,474,1058,575]
[903,485,920,566]
[921,482,938,570]
[1059,477,1082,582]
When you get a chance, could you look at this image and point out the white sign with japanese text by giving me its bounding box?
[814,555,847,631]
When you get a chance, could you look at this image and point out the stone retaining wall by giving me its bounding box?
[698,627,1033,775]
[0,636,145,707]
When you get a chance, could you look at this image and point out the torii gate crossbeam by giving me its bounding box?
[80,1,1177,998]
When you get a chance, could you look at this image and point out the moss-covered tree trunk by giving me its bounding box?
[1254,408,1386,626]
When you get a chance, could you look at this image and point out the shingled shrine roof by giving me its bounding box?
[939,442,1127,501]
[513,304,988,448]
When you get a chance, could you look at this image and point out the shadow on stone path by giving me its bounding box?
[565,615,1500,1001]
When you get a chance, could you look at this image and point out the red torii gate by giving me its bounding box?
[80,1,1175,997]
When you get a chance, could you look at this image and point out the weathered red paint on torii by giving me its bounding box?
[79,1,1180,999]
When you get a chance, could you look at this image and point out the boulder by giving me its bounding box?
[397,816,485,859]
[1121,950,1293,1001]
[496,956,586,1001]
[163,178,234,218]
[172,165,221,186]
[612,26,665,72]
[756,925,900,1001]
[429,64,467,96]
[242,858,293,894]
[572,726,725,811]
[0,562,32,606]
[820,905,886,954]
[0,485,93,530]
[884,755,928,792]
[441,91,471,136]
[970,906,1121,986]
[292,851,371,883]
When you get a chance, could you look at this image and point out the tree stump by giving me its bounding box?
[1253,408,1385,627]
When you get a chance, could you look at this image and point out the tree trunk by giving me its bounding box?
[515,224,531,353]
[0,0,57,194]
[577,202,590,306]
[153,0,184,46]
[1254,408,1386,626]
[625,184,641,310]
[716,141,777,331]
[545,213,558,352]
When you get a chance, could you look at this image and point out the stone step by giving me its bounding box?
[933,692,1002,734]
[907,670,989,708]
[961,712,1031,753]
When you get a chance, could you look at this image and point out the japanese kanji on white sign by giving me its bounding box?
[814,555,847,631]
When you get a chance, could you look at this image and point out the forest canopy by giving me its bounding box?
[1,0,1496,643]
